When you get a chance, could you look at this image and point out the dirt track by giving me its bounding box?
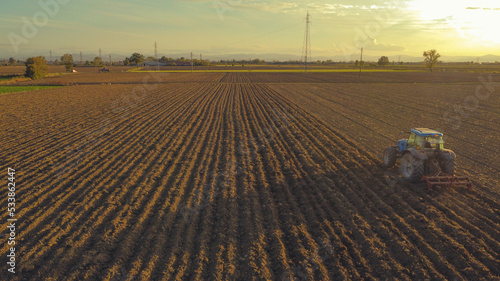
[1,73,499,280]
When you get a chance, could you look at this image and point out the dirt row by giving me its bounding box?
[9,70,500,86]
[221,72,500,84]
[1,78,499,280]
[15,72,225,86]
[274,82,500,190]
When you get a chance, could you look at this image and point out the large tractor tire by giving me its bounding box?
[441,159,455,175]
[383,146,397,168]
[400,153,424,182]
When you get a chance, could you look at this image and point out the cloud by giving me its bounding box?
[308,2,400,16]
[204,0,403,15]
[466,6,500,10]
[333,38,405,54]
[0,16,24,24]
[369,41,406,52]
[94,10,166,25]
[209,1,299,13]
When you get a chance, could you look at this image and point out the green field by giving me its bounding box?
[0,86,62,94]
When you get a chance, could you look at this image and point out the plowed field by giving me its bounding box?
[1,72,499,280]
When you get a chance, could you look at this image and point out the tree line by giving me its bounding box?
[19,50,443,80]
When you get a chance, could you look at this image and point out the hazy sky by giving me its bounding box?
[1,0,499,60]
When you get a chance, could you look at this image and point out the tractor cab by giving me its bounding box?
[397,128,443,152]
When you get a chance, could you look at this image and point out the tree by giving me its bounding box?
[92,56,104,67]
[160,56,172,63]
[378,56,389,66]
[61,54,74,72]
[25,56,48,80]
[8,57,16,65]
[423,49,441,71]
[123,57,130,66]
[355,60,365,67]
[129,53,145,65]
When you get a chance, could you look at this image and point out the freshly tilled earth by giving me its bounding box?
[1,72,499,280]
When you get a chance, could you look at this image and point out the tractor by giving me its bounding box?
[383,128,471,189]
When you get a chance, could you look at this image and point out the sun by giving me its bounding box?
[408,0,500,44]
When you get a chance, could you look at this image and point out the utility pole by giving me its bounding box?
[99,48,102,59]
[191,52,193,73]
[80,51,83,65]
[154,41,158,59]
[302,11,311,73]
[359,47,363,76]
[200,54,202,61]
[109,54,112,69]
[50,50,52,63]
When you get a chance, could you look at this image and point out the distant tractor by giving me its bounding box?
[100,67,110,72]
[383,128,471,189]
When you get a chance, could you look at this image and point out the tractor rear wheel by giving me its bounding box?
[400,153,424,182]
[383,146,397,168]
[442,159,455,175]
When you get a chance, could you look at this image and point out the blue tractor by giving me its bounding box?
[383,128,456,182]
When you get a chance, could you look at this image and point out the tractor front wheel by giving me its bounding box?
[383,146,397,168]
[442,159,455,175]
[400,153,424,182]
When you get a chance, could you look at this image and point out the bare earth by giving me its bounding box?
[1,71,499,280]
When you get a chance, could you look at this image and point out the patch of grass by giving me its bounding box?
[0,86,62,95]
[0,75,32,85]
[127,67,144,72]
[0,75,20,80]
[47,72,71,77]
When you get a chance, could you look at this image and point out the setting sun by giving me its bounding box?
[409,0,500,44]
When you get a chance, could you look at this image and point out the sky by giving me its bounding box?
[1,0,499,61]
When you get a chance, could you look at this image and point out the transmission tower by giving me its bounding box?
[154,41,158,59]
[302,11,311,73]
[99,48,102,59]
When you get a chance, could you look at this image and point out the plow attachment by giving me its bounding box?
[423,173,472,190]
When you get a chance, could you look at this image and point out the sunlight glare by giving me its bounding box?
[408,0,500,44]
